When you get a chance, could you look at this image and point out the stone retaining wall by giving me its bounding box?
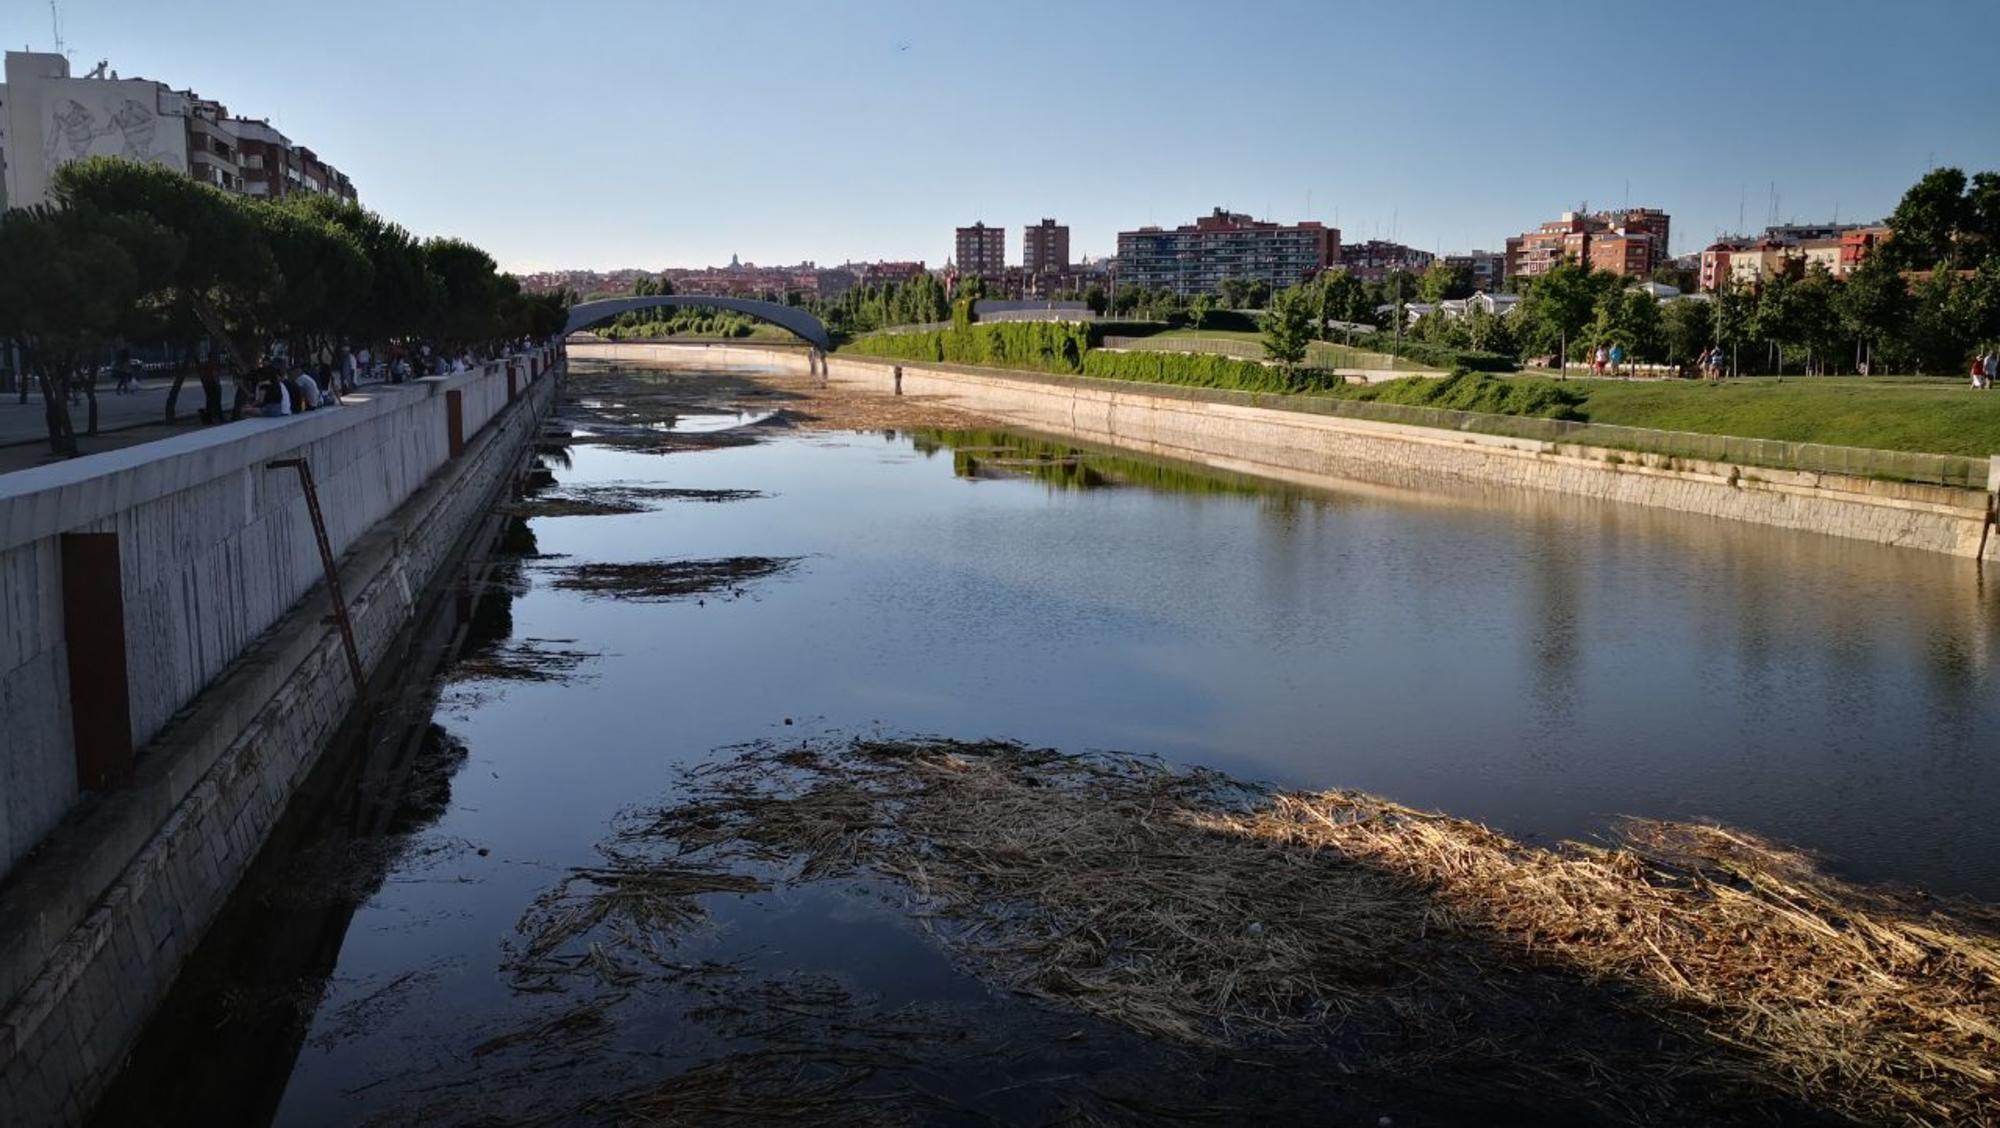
[572,341,1998,562]
[0,349,560,1124]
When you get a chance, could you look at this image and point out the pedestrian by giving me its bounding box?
[1609,342,1626,378]
[113,347,136,394]
[1985,347,2000,390]
[291,366,320,411]
[253,365,291,418]
[1973,356,1987,391]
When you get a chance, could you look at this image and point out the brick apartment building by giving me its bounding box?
[1022,218,1070,275]
[1337,239,1434,284]
[1697,222,1890,291]
[1443,249,1506,292]
[955,222,1006,280]
[1116,208,1339,296]
[1505,208,1671,281]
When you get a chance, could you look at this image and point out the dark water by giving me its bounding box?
[100,394,2000,1125]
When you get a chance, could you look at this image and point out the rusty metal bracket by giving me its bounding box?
[267,458,367,694]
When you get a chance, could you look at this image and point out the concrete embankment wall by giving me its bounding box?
[0,349,559,1124]
[574,341,2000,562]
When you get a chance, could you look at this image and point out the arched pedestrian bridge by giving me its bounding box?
[564,295,832,352]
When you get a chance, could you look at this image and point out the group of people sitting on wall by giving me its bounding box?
[224,337,555,420]
[238,361,340,418]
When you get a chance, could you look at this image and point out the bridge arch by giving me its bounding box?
[564,295,832,352]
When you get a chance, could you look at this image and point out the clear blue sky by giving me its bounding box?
[10,0,1998,273]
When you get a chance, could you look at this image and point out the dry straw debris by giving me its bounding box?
[544,556,800,602]
[608,739,2000,1127]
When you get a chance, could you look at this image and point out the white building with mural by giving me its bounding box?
[0,50,354,210]
[2,52,192,209]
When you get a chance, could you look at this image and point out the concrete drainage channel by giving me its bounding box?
[0,357,562,1126]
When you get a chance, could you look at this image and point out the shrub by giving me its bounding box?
[1081,350,1342,393]
[847,321,1092,374]
[1354,369,1586,419]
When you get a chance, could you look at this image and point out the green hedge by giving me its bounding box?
[1354,371,1585,419]
[1379,339,1517,372]
[1080,349,1342,393]
[846,321,1091,374]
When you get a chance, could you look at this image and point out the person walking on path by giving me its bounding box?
[1609,342,1626,378]
[1984,348,1999,391]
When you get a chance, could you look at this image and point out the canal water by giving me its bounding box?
[100,371,2000,1125]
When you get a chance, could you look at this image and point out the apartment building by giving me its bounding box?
[955,222,1006,279]
[1116,208,1339,296]
[1443,249,1506,291]
[0,50,355,210]
[1697,222,1891,291]
[1339,240,1434,283]
[1505,208,1672,280]
[1022,218,1070,275]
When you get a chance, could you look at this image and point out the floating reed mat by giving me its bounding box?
[448,637,599,683]
[504,484,766,519]
[551,738,1999,1126]
[542,556,800,602]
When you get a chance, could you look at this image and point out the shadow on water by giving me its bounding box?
[87,508,544,1128]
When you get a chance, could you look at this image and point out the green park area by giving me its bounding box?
[1574,376,2000,460]
[841,317,2000,471]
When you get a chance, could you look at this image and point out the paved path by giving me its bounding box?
[0,379,184,447]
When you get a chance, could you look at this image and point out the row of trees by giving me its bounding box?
[0,157,567,455]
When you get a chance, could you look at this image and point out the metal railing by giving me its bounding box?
[836,354,1990,490]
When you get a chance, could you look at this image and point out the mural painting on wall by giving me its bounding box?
[44,95,176,172]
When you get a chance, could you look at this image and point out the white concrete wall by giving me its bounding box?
[0,353,555,876]
[0,361,560,1126]
[571,342,1998,564]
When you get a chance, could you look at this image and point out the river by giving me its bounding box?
[97,362,2000,1125]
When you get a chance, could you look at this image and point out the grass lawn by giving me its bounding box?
[1139,329,1434,373]
[1574,378,2000,459]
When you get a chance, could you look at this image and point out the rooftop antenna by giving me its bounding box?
[50,0,66,59]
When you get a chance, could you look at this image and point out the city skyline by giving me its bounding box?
[5,0,1998,273]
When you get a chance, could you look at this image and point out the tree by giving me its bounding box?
[253,203,372,363]
[1884,167,1971,270]
[1418,262,1472,303]
[1661,297,1711,368]
[1606,288,1664,362]
[1261,285,1314,372]
[1513,260,1599,370]
[1836,254,1909,372]
[1317,268,1366,328]
[1967,171,2000,264]
[423,238,509,350]
[1083,284,1108,317]
[1710,283,1752,374]
[0,204,179,453]
[1187,293,1215,334]
[53,157,274,418]
[1791,264,1844,374]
